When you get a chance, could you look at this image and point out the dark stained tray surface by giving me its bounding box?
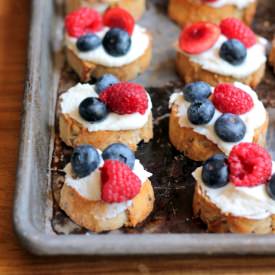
[51,0,275,235]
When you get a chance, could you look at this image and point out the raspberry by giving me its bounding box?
[103,7,135,35]
[99,82,148,115]
[179,22,220,54]
[65,7,103,38]
[101,160,141,203]
[220,18,257,48]
[228,143,272,187]
[213,83,254,115]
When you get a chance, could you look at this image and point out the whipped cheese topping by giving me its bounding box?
[169,82,266,155]
[193,162,275,220]
[66,25,150,67]
[64,151,152,219]
[206,0,255,9]
[60,83,152,132]
[80,1,110,13]
[178,35,267,79]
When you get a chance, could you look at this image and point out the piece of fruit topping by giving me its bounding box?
[102,143,135,169]
[101,160,141,203]
[183,81,212,102]
[76,33,101,52]
[65,7,103,38]
[103,7,135,35]
[95,74,119,94]
[219,39,247,65]
[179,22,220,54]
[228,143,272,187]
[220,18,257,48]
[214,113,246,142]
[99,82,148,115]
[202,154,229,188]
[102,28,131,56]
[71,145,100,178]
[79,97,108,122]
[267,174,275,200]
[213,83,254,115]
[187,99,215,125]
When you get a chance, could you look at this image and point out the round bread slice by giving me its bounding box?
[176,51,266,89]
[168,0,256,27]
[66,33,152,82]
[66,0,146,20]
[193,183,275,233]
[59,112,153,151]
[169,104,268,161]
[59,179,154,232]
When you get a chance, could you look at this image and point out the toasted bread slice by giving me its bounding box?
[176,51,265,89]
[59,112,153,151]
[169,105,268,161]
[66,33,152,82]
[193,183,275,233]
[168,0,256,27]
[66,0,146,20]
[59,179,154,232]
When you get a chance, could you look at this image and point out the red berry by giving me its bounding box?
[99,82,148,115]
[213,83,254,115]
[220,18,257,48]
[65,7,103,38]
[179,22,220,54]
[228,143,272,187]
[101,160,141,203]
[103,7,135,35]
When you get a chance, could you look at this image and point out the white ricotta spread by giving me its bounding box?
[64,151,152,219]
[66,25,150,67]
[169,82,266,156]
[192,162,275,220]
[178,35,267,79]
[60,83,152,131]
[206,0,255,9]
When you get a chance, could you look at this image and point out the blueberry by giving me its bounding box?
[79,97,108,122]
[76,33,101,52]
[219,39,247,65]
[183,81,212,102]
[202,156,229,188]
[187,99,215,125]
[103,28,131,57]
[95,74,119,94]
[71,145,100,178]
[102,143,135,169]
[205,153,227,164]
[267,174,275,200]
[214,113,246,142]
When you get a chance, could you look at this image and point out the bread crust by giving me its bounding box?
[193,183,275,233]
[66,33,152,82]
[59,179,154,232]
[176,51,266,89]
[66,0,146,20]
[169,105,268,161]
[269,38,275,72]
[59,112,153,151]
[168,0,257,26]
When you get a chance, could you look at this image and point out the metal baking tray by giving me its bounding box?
[13,0,275,255]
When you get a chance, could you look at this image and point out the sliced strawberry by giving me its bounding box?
[179,22,220,54]
[103,7,135,35]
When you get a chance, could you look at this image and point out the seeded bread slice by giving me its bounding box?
[169,104,268,161]
[59,112,153,151]
[66,33,152,82]
[66,0,146,20]
[59,179,154,232]
[168,0,256,27]
[193,183,275,233]
[176,50,266,89]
